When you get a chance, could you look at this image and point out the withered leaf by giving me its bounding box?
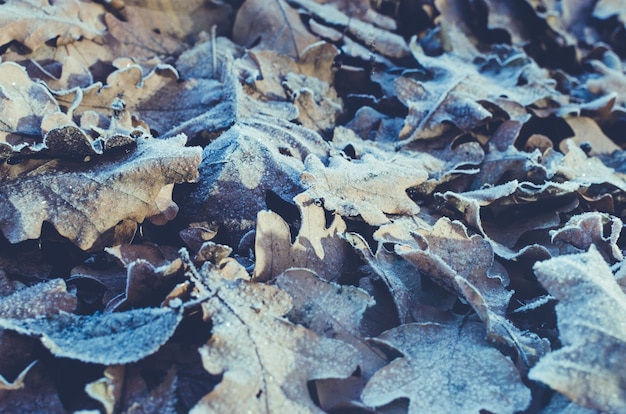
[301,154,427,226]
[361,317,531,414]
[0,307,182,365]
[0,0,105,51]
[530,246,626,412]
[0,135,201,250]
[275,268,385,377]
[191,263,359,414]
[183,116,328,244]
[0,278,76,318]
[550,212,623,261]
[56,63,230,139]
[397,41,562,144]
[233,0,319,59]
[85,365,177,414]
[396,218,549,366]
[253,193,348,282]
[0,61,59,157]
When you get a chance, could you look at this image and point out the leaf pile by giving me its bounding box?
[1,0,626,412]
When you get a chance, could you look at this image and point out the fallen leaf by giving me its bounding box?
[253,193,348,282]
[396,217,549,366]
[233,0,320,59]
[85,365,178,414]
[190,263,360,413]
[0,135,201,250]
[183,115,328,245]
[0,307,182,365]
[550,212,623,261]
[361,316,531,414]
[530,246,626,412]
[0,0,105,51]
[301,153,427,225]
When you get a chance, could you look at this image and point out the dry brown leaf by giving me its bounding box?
[190,263,359,413]
[183,116,329,244]
[396,218,549,366]
[560,117,620,156]
[0,135,201,250]
[396,41,562,144]
[550,212,623,261]
[301,154,427,225]
[361,316,531,414]
[276,268,388,411]
[276,268,384,375]
[0,0,105,51]
[85,365,177,414]
[289,0,410,59]
[530,246,626,412]
[253,193,348,282]
[104,1,232,60]
[55,63,230,139]
[233,0,320,59]
[0,61,59,158]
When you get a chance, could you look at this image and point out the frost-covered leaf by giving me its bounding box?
[396,41,562,144]
[0,62,59,158]
[0,0,105,51]
[301,154,427,225]
[191,263,359,413]
[276,268,384,376]
[253,193,348,282]
[0,135,201,250]
[0,279,76,318]
[550,212,623,261]
[396,218,549,366]
[0,307,182,365]
[183,116,328,244]
[361,317,531,414]
[233,0,319,59]
[530,246,626,412]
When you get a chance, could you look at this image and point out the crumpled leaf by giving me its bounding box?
[0,135,201,250]
[550,212,623,261]
[55,63,230,139]
[301,154,427,225]
[0,361,65,413]
[0,307,182,365]
[190,263,360,414]
[396,218,549,366]
[253,193,348,282]
[396,40,562,144]
[361,316,531,414]
[530,246,626,412]
[0,0,105,51]
[0,61,60,158]
[289,0,410,59]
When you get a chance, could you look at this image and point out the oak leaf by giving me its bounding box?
[0,135,202,250]
[301,154,427,225]
[191,263,360,413]
[0,0,105,51]
[530,246,626,412]
[396,218,549,365]
[361,317,531,413]
[233,0,319,59]
[253,193,348,282]
[183,116,329,245]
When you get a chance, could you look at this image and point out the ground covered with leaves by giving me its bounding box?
[0,0,626,413]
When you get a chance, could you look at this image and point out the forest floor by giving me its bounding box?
[0,1,625,413]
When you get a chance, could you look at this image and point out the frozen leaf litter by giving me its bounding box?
[1,0,626,412]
